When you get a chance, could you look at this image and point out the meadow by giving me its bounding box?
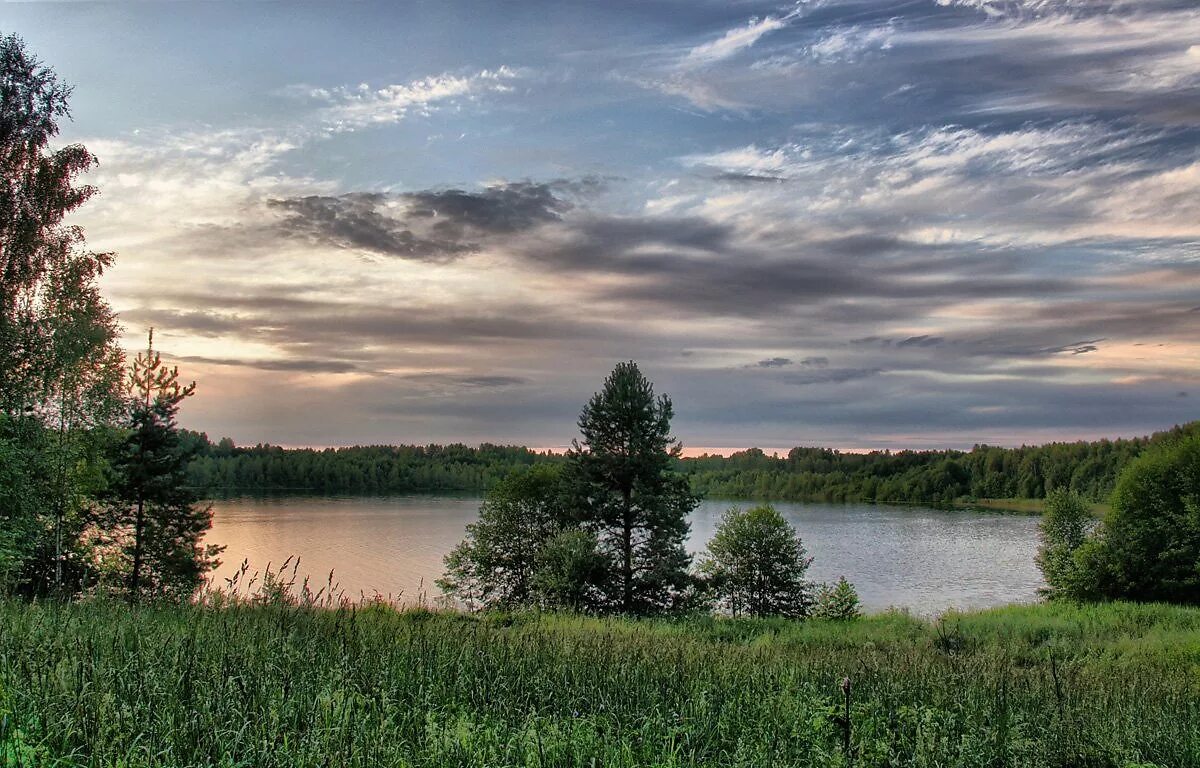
[2,598,1197,767]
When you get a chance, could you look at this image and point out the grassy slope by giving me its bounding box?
[2,600,1198,767]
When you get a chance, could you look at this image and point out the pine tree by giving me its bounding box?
[814,577,861,620]
[99,331,222,602]
[566,361,698,614]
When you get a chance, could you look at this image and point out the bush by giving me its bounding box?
[1035,489,1093,600]
[699,505,813,618]
[531,529,608,611]
[1089,433,1200,604]
[1048,433,1200,605]
[813,577,861,620]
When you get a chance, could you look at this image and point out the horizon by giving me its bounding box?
[7,0,1199,449]
[191,417,1192,457]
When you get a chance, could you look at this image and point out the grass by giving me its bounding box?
[2,599,1198,767]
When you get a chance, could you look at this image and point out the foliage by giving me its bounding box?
[699,505,813,618]
[182,423,1197,509]
[1036,489,1093,600]
[183,435,555,493]
[813,577,861,620]
[2,598,1198,767]
[0,33,122,416]
[437,465,570,610]
[530,528,608,612]
[682,423,1197,505]
[1075,433,1200,604]
[566,361,698,614]
[0,35,124,598]
[95,332,222,602]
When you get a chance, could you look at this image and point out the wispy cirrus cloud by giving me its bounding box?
[301,67,520,129]
[681,13,793,68]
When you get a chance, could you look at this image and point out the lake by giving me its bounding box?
[206,495,1043,614]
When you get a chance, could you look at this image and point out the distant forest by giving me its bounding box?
[183,422,1197,504]
[181,434,552,495]
[682,423,1197,504]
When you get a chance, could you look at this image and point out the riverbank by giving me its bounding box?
[960,497,1110,516]
[3,599,1197,766]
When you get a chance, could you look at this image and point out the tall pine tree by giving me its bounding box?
[566,361,697,614]
[99,331,221,602]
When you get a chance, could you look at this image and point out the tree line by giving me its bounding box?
[440,358,1200,617]
[182,437,556,494]
[683,428,1195,504]
[183,423,1195,506]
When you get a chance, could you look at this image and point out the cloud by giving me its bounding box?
[51,1,1200,448]
[897,335,944,348]
[682,14,791,68]
[304,67,520,129]
[267,180,579,261]
[269,193,479,262]
[402,181,574,234]
[396,373,528,389]
[782,368,884,386]
[176,355,363,374]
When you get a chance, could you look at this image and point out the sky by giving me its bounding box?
[6,0,1199,452]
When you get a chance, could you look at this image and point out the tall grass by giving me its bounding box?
[2,598,1197,767]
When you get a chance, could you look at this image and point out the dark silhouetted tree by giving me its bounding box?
[99,332,221,602]
[566,361,698,614]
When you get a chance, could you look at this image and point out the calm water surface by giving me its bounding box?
[206,495,1043,613]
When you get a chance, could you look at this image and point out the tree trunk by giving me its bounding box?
[621,486,633,612]
[130,494,144,604]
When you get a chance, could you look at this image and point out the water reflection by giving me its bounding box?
[207,495,1043,613]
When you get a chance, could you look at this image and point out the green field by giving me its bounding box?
[2,600,1198,767]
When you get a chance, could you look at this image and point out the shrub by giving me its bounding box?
[813,577,861,620]
[1035,489,1093,600]
[700,505,813,618]
[1090,433,1200,604]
